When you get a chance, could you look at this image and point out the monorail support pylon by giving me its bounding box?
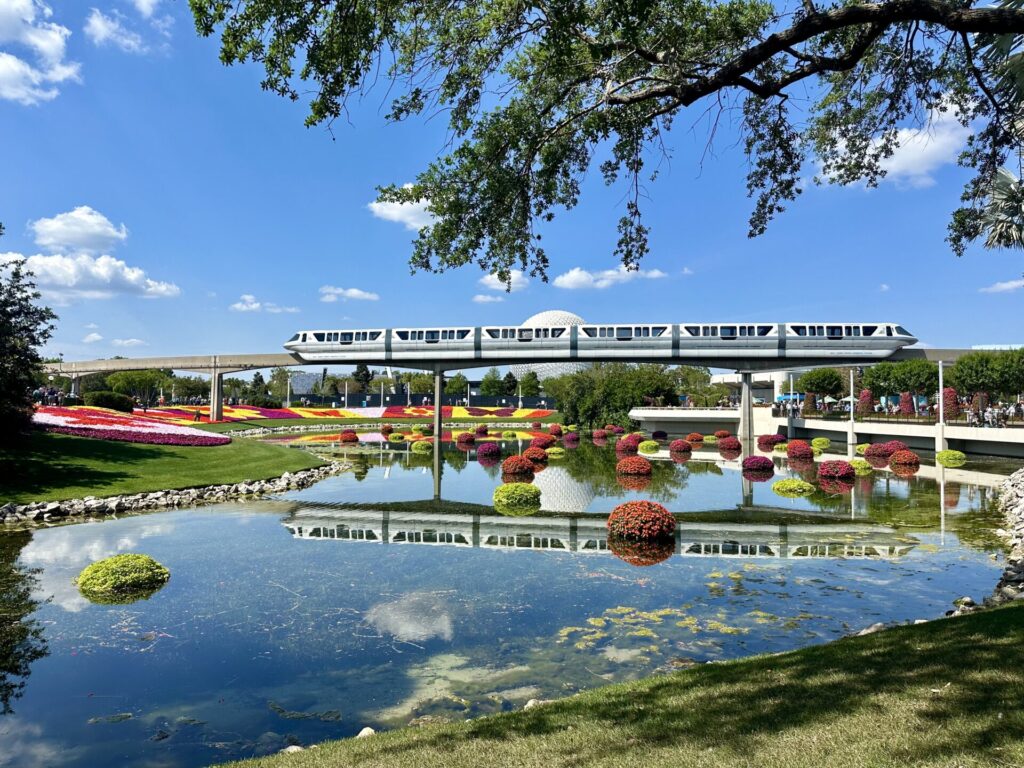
[433,367,444,500]
[738,372,754,447]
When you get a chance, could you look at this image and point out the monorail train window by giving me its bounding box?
[519,329,533,340]
[341,332,353,343]
[886,326,893,336]
[792,326,806,336]
[652,327,666,336]
[582,327,596,337]
[536,328,549,339]
[862,325,877,336]
[457,330,470,339]
[288,333,299,342]
[617,327,631,339]
[396,331,409,340]
[684,326,699,337]
[827,326,843,338]
[313,332,325,342]
[701,326,718,337]
[426,331,440,342]
[300,333,306,342]
[758,326,772,336]
[896,325,911,335]
[370,332,381,340]
[551,328,564,338]
[721,326,737,337]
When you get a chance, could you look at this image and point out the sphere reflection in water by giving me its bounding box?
[530,465,595,513]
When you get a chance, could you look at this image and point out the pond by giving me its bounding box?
[0,437,1013,768]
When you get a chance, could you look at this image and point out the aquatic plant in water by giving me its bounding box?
[75,554,170,605]
[412,440,432,454]
[787,440,813,460]
[545,446,566,459]
[772,479,816,498]
[476,442,501,459]
[936,450,966,468]
[889,450,920,467]
[742,456,773,473]
[523,447,549,463]
[493,482,541,516]
[850,458,873,475]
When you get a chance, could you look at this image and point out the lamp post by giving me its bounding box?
[518,384,523,409]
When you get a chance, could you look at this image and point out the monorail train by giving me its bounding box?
[283,322,917,363]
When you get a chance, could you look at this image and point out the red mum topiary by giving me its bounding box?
[742,456,774,472]
[719,436,742,451]
[475,424,490,435]
[714,430,731,439]
[865,440,908,458]
[549,423,563,437]
[616,456,652,475]
[522,447,549,464]
[563,431,580,443]
[456,432,475,444]
[617,474,652,492]
[857,388,874,415]
[501,471,534,483]
[476,442,501,458]
[686,432,704,443]
[608,536,674,567]
[607,501,676,540]
[757,434,787,451]
[942,387,960,421]
[889,450,920,467]
[592,429,607,440]
[532,421,542,429]
[530,435,557,449]
[818,460,855,479]
[899,392,914,415]
[501,455,534,475]
[787,440,813,459]
[339,431,359,443]
[669,439,692,453]
[652,430,668,440]
[380,424,394,435]
[610,425,626,434]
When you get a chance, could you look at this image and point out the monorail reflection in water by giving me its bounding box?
[284,506,918,560]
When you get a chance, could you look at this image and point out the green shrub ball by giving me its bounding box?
[850,458,873,476]
[75,554,170,604]
[855,443,870,455]
[493,483,542,516]
[771,479,816,498]
[936,450,967,468]
[810,437,831,450]
[545,446,566,458]
[703,435,718,445]
[773,443,789,453]
[411,440,433,454]
[638,440,660,454]
[501,430,518,439]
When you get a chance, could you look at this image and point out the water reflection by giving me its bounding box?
[0,531,48,716]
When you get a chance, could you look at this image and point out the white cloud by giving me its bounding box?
[84,322,98,329]
[367,184,433,231]
[230,293,299,313]
[0,252,180,304]
[131,0,160,18]
[0,0,80,105]
[84,8,146,53]
[31,205,128,253]
[553,265,668,290]
[82,332,102,343]
[319,285,380,302]
[681,267,694,276]
[880,283,890,292]
[878,108,970,188]
[478,270,529,292]
[980,277,1024,294]
[472,294,504,303]
[112,337,145,347]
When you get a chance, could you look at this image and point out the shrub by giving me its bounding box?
[772,479,816,498]
[567,424,578,432]
[388,433,406,443]
[493,482,541,515]
[702,435,718,445]
[339,431,359,443]
[248,396,283,409]
[616,456,653,475]
[668,439,692,453]
[522,447,549,463]
[856,443,870,455]
[380,423,394,435]
[802,392,819,415]
[455,431,475,444]
[62,395,83,406]
[411,440,432,454]
[608,537,674,566]
[548,423,563,437]
[899,392,914,415]
[818,460,855,479]
[686,432,703,443]
[604,424,617,432]
[856,389,874,415]
[477,442,501,459]
[83,391,134,413]
[607,501,675,540]
[546,446,566,459]
[501,430,517,439]
[75,554,170,604]
[718,436,741,451]
[936,449,967,468]
[419,426,434,436]
[638,440,660,454]
[850,458,873,475]
[475,424,490,435]
[865,440,908,458]
[942,387,961,421]
[890,450,920,467]
[501,455,534,475]
[652,430,668,440]
[811,446,823,457]
[757,434,787,450]
[773,443,789,453]
[592,429,608,440]
[530,434,557,449]
[810,437,831,450]
[742,456,774,473]
[714,430,731,439]
[787,440,813,459]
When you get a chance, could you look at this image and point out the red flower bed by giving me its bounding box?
[607,501,676,540]
[757,434,787,451]
[339,431,359,443]
[787,440,813,459]
[610,425,626,434]
[616,456,652,475]
[714,430,731,439]
[530,435,557,449]
[818,460,855,480]
[617,474,652,492]
[474,424,490,435]
[43,425,230,446]
[608,536,674,567]
[532,422,542,429]
[889,450,920,467]
[742,456,774,473]
[34,407,231,447]
[652,430,668,440]
[476,442,501,458]
[548,424,563,437]
[718,436,741,451]
[592,429,607,439]
[819,478,854,494]
[686,432,704,443]
[502,455,535,474]
[668,439,692,453]
[522,447,549,464]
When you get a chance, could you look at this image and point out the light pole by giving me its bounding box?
[518,384,523,409]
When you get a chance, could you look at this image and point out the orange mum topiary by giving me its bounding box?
[616,456,652,475]
[522,447,549,463]
[714,430,731,439]
[501,455,534,475]
[606,501,676,540]
[889,450,920,467]
[686,432,704,443]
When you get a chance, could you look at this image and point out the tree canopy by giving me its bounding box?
[796,367,845,397]
[192,0,1024,281]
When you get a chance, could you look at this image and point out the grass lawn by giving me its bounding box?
[199,415,563,434]
[0,432,325,505]
[221,604,1024,768]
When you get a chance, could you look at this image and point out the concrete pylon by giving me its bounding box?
[209,369,224,422]
[433,368,444,500]
[69,376,80,397]
[738,372,754,446]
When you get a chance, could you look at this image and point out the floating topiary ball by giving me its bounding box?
[339,431,359,443]
[475,424,490,435]
[548,424,563,437]
[936,450,966,468]
[889,450,920,467]
[607,501,676,540]
[493,482,541,516]
[638,440,660,454]
[388,433,406,443]
[742,456,774,473]
[686,432,704,443]
[772,479,816,498]
[75,554,170,605]
[501,430,518,439]
[411,440,432,454]
[702,435,718,445]
[668,439,692,453]
[773,443,789,453]
[476,442,501,459]
[545,446,566,459]
[380,424,394,435]
[757,434,787,451]
[714,430,731,439]
[855,443,870,455]
[455,431,475,444]
[563,431,580,443]
[818,460,855,480]
[523,446,549,463]
[787,440,813,460]
[501,455,534,476]
[718,437,742,451]
[616,456,653,475]
[652,430,668,440]
[810,437,831,451]
[850,458,873,475]
[608,537,674,567]
[530,435,557,450]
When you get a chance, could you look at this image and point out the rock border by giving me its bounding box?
[0,461,350,526]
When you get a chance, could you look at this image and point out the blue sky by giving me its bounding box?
[1,0,1022,370]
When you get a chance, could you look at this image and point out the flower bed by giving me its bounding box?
[865,440,909,458]
[34,406,231,447]
[818,460,854,480]
[718,436,741,451]
[501,455,535,475]
[742,456,774,473]
[787,440,813,460]
[476,442,501,459]
[616,456,653,475]
[772,479,816,498]
[522,447,550,464]
[668,439,692,453]
[606,501,676,540]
